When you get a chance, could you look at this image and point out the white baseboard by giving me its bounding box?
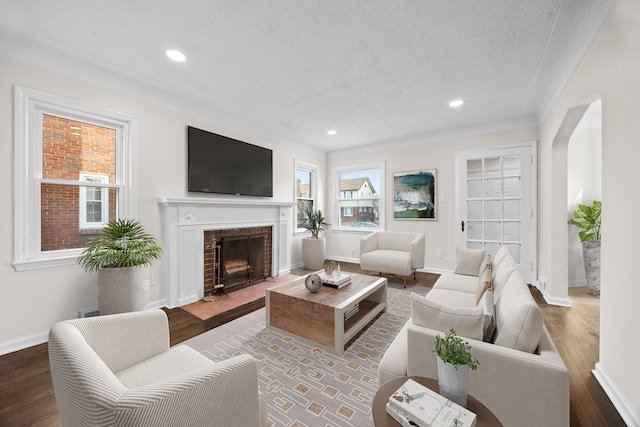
[0,332,48,357]
[593,362,640,426]
[534,279,571,307]
[146,298,166,310]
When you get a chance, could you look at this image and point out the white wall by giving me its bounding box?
[325,127,538,272]
[0,57,324,354]
[539,0,640,422]
[567,114,602,286]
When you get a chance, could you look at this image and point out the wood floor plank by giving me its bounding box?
[0,263,625,426]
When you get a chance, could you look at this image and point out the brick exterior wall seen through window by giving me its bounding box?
[40,115,117,251]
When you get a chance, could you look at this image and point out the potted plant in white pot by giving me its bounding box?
[300,207,330,270]
[433,329,479,408]
[568,200,601,296]
[77,218,163,315]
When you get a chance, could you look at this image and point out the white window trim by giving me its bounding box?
[13,86,138,271]
[79,172,110,229]
[294,160,318,234]
[333,161,385,232]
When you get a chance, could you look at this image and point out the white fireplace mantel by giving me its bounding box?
[158,196,295,307]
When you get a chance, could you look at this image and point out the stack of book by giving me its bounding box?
[319,272,351,289]
[343,304,359,321]
[386,378,477,427]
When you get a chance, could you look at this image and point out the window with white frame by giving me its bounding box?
[13,86,138,271]
[334,161,385,230]
[295,160,318,232]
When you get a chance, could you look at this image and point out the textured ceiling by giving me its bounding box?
[0,0,615,154]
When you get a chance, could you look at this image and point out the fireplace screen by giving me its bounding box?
[204,227,272,295]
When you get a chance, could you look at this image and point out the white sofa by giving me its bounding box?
[378,246,570,427]
[49,309,267,427]
[360,231,425,285]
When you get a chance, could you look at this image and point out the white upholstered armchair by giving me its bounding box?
[360,231,425,285]
[48,309,267,427]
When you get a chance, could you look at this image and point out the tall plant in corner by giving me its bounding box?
[300,207,330,270]
[568,200,601,242]
[568,200,601,296]
[78,219,163,314]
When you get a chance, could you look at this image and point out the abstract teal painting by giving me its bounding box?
[393,169,436,220]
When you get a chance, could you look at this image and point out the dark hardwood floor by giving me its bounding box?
[0,263,624,426]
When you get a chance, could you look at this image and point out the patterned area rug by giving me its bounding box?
[182,284,428,427]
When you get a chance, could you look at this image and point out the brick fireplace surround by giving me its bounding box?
[204,226,273,294]
[158,197,295,307]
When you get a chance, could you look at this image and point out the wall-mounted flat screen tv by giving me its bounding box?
[187,126,273,197]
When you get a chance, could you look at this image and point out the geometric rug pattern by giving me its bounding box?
[182,285,424,427]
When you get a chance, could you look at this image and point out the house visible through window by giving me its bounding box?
[295,160,318,232]
[334,162,385,230]
[14,86,137,271]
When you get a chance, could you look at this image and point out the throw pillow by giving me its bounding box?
[410,292,484,341]
[493,270,543,353]
[453,247,486,277]
[476,265,492,303]
[477,288,496,342]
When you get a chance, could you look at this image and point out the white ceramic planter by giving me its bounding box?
[97,266,149,315]
[301,237,326,270]
[437,356,470,407]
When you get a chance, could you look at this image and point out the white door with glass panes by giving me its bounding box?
[456,142,537,283]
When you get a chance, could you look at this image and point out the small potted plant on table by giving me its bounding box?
[433,329,479,407]
[77,218,163,315]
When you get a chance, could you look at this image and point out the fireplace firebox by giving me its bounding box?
[203,226,272,296]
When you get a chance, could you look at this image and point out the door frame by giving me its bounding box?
[454,140,538,283]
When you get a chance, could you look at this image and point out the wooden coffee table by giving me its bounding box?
[265,273,387,355]
[373,376,503,426]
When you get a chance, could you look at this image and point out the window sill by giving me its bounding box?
[332,226,382,233]
[13,255,80,272]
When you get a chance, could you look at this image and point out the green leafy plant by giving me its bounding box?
[77,219,163,272]
[301,208,330,239]
[568,200,601,242]
[433,329,479,371]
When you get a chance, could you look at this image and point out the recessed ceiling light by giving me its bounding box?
[328,130,337,136]
[449,99,464,107]
[166,49,186,62]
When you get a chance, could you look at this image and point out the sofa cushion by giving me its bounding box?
[411,293,483,340]
[453,247,486,276]
[492,245,511,272]
[493,271,543,353]
[477,288,496,342]
[426,288,478,308]
[432,272,479,294]
[492,256,518,303]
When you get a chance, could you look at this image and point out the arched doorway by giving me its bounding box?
[550,96,602,303]
[567,101,602,288]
